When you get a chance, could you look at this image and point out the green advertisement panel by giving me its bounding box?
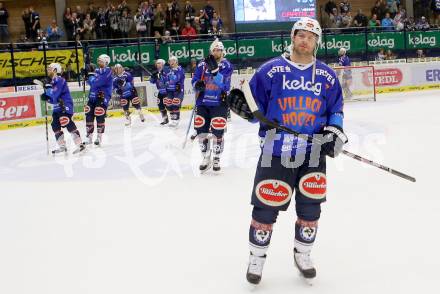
[89,31,440,67]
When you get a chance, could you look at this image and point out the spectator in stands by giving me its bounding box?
[369,14,381,30]
[208,19,222,37]
[63,8,73,41]
[353,9,368,27]
[376,48,386,60]
[108,5,120,39]
[433,0,440,27]
[82,13,96,40]
[385,49,396,60]
[321,9,332,29]
[22,8,31,40]
[334,8,343,27]
[204,0,215,20]
[171,0,182,24]
[46,19,64,43]
[181,21,197,40]
[162,30,173,43]
[339,0,351,14]
[329,7,340,28]
[406,16,416,30]
[197,9,209,35]
[388,0,398,18]
[154,30,161,58]
[169,20,180,39]
[340,11,353,28]
[67,12,82,41]
[394,8,406,31]
[29,6,41,41]
[75,5,85,22]
[134,9,148,37]
[153,4,166,35]
[371,0,386,21]
[144,1,155,37]
[119,9,133,41]
[95,7,108,39]
[193,16,202,34]
[0,2,9,43]
[184,1,196,25]
[381,12,395,31]
[325,0,338,15]
[118,0,130,14]
[87,3,98,21]
[416,49,426,58]
[416,16,431,30]
[211,12,223,30]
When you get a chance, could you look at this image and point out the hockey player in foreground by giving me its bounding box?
[337,47,353,99]
[84,54,113,146]
[166,56,185,128]
[113,64,145,126]
[40,63,85,155]
[191,38,233,172]
[227,18,348,284]
[150,59,170,125]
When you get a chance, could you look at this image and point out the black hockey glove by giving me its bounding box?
[226,88,254,121]
[175,83,181,93]
[58,98,66,113]
[205,54,219,75]
[117,78,125,88]
[97,91,105,105]
[40,93,50,101]
[151,70,159,80]
[319,125,348,158]
[194,80,206,92]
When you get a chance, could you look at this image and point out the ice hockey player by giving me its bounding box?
[192,38,233,172]
[150,59,170,125]
[113,64,145,126]
[227,17,348,284]
[166,56,185,127]
[40,63,85,154]
[338,47,353,99]
[84,54,113,146]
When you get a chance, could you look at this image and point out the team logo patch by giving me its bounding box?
[194,115,205,128]
[255,179,293,207]
[84,105,90,113]
[299,226,316,242]
[94,107,106,116]
[210,117,227,130]
[120,99,128,106]
[253,230,272,245]
[132,97,140,104]
[59,116,70,127]
[299,172,327,200]
[172,98,181,105]
[164,98,172,106]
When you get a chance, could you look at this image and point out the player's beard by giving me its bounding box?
[292,46,314,63]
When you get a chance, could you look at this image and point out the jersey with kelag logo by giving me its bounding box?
[166,66,185,93]
[113,71,136,99]
[191,58,233,107]
[249,56,344,157]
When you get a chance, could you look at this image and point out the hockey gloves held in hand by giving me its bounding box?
[175,83,181,93]
[320,125,348,158]
[97,91,105,105]
[40,93,50,101]
[205,54,219,75]
[194,80,206,92]
[227,89,254,121]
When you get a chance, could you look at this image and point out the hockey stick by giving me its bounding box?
[34,79,49,155]
[134,61,153,76]
[241,80,416,183]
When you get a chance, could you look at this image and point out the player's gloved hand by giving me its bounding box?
[97,91,105,105]
[194,80,205,92]
[175,83,181,93]
[205,54,219,75]
[226,88,254,121]
[151,70,159,80]
[40,93,50,101]
[319,125,348,158]
[117,78,125,88]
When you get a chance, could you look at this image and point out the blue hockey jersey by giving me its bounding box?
[45,75,74,115]
[166,66,185,93]
[113,71,136,99]
[149,67,169,95]
[338,55,351,67]
[88,66,113,106]
[249,56,344,157]
[191,58,233,107]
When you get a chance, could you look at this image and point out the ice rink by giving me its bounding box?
[0,90,438,294]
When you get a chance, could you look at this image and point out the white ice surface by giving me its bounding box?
[0,91,439,294]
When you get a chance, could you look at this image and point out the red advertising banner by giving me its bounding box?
[0,95,36,121]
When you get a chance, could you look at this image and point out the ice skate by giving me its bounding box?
[94,134,102,146]
[124,111,131,126]
[212,156,221,172]
[72,143,86,155]
[246,253,266,285]
[169,119,180,128]
[51,146,67,155]
[138,109,145,122]
[199,151,212,173]
[294,248,316,285]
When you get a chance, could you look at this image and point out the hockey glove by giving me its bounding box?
[58,99,66,113]
[97,91,105,105]
[205,54,219,75]
[40,93,50,101]
[194,80,206,92]
[175,83,181,93]
[320,125,348,158]
[117,78,125,88]
[226,88,254,121]
[151,70,159,80]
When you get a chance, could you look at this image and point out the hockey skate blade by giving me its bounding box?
[297,272,314,286]
[199,162,212,175]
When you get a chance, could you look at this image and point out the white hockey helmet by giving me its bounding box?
[210,38,224,53]
[48,63,62,74]
[155,59,166,65]
[168,55,178,64]
[338,47,347,56]
[97,54,111,66]
[291,17,322,45]
[114,63,124,76]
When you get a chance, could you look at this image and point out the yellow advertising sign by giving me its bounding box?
[0,49,84,79]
